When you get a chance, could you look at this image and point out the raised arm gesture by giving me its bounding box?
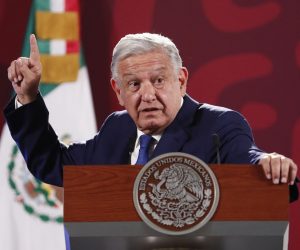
[7,34,42,104]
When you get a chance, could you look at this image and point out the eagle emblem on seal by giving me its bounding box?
[134,153,219,235]
[149,163,204,203]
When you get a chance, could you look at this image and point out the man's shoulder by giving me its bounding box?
[102,110,134,128]
[196,103,240,120]
[108,110,131,120]
[96,110,136,137]
[199,103,233,113]
[195,104,251,134]
[178,95,246,127]
[184,95,233,114]
[194,102,246,125]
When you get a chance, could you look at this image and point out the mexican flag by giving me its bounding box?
[0,0,96,249]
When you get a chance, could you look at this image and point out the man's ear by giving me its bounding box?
[111,79,125,106]
[178,67,188,96]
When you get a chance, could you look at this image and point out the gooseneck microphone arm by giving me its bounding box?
[212,133,221,164]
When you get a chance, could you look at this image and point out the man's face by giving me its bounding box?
[111,51,188,134]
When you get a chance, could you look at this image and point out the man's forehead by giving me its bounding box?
[116,51,175,80]
[121,50,169,64]
[121,66,168,77]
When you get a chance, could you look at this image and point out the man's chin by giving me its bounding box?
[138,120,167,134]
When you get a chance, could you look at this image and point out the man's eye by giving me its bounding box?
[154,77,164,88]
[128,81,140,91]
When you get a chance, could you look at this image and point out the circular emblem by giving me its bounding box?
[133,152,219,235]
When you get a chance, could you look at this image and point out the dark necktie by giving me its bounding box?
[135,134,153,165]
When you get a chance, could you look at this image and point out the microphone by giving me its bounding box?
[212,133,221,164]
[128,135,137,163]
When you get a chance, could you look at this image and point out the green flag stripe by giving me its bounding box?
[38,85,58,96]
[37,40,50,54]
[35,0,50,11]
[79,48,85,68]
[22,3,35,58]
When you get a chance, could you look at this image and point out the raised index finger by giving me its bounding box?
[29,34,40,63]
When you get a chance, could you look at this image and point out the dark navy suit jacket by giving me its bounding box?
[4,94,263,187]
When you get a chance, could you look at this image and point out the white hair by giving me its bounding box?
[111,33,183,80]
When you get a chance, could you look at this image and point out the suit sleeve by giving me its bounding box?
[3,93,106,187]
[212,110,264,164]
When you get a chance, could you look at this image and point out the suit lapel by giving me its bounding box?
[151,128,189,158]
[151,95,200,159]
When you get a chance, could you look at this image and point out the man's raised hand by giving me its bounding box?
[7,34,42,104]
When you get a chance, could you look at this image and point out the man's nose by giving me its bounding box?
[139,81,156,102]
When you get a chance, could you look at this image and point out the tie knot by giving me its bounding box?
[139,134,153,149]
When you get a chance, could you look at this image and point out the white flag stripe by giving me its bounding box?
[45,67,97,139]
[50,0,65,13]
[50,39,66,55]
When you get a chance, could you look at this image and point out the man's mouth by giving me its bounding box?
[142,108,160,112]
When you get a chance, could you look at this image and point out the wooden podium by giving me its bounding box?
[64,164,288,250]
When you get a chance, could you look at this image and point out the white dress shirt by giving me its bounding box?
[15,97,23,108]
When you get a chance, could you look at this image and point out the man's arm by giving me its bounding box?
[5,35,98,186]
[4,92,112,187]
[214,110,297,185]
[4,93,68,186]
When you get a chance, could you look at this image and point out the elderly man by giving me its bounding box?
[5,33,298,189]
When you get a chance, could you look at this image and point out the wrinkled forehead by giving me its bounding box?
[117,51,175,78]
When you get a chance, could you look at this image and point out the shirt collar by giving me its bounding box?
[135,130,161,149]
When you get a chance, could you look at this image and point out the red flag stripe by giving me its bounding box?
[65,0,78,11]
[66,40,80,53]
